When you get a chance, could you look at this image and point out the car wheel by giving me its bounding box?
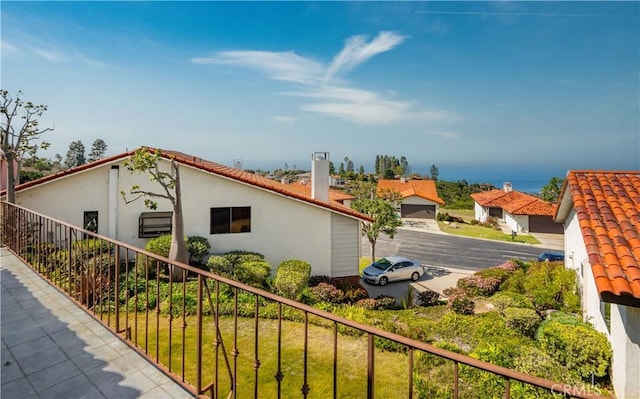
[411,272,420,281]
[379,277,388,286]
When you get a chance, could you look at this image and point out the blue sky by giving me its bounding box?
[2,1,638,178]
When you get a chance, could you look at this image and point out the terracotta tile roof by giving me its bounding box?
[556,170,640,305]
[377,179,445,205]
[7,147,372,222]
[471,189,555,216]
[285,181,355,203]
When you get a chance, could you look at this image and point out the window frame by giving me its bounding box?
[138,211,173,238]
[210,206,251,235]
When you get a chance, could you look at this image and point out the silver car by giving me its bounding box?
[362,256,425,286]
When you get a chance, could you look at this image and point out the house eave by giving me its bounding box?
[601,292,640,308]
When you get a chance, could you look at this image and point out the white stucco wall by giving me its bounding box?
[611,305,640,399]
[504,213,528,234]
[16,166,112,235]
[14,158,362,277]
[564,207,640,399]
[330,214,360,277]
[474,202,488,222]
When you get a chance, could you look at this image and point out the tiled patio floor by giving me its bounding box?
[1,248,194,399]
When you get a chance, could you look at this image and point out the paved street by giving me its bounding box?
[360,227,562,301]
[363,228,558,272]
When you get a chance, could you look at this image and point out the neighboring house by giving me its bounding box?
[2,148,371,280]
[377,178,445,219]
[286,180,355,208]
[471,184,562,234]
[555,170,640,399]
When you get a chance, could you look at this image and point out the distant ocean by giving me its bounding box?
[435,165,567,195]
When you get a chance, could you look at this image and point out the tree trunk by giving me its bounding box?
[369,238,376,264]
[5,152,16,203]
[168,163,189,281]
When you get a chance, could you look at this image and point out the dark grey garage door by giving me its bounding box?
[401,204,436,219]
[529,216,563,233]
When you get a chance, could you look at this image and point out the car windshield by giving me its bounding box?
[371,258,392,271]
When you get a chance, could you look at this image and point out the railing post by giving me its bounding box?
[114,245,120,333]
[367,334,375,399]
[453,361,459,399]
[196,274,203,394]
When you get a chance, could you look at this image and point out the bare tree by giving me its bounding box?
[121,147,188,281]
[1,90,53,203]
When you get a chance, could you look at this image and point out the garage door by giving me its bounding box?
[529,216,563,233]
[401,204,436,219]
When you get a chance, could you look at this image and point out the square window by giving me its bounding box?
[210,207,251,234]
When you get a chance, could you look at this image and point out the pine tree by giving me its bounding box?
[64,141,86,168]
[88,139,108,162]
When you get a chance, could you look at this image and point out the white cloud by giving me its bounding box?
[192,31,457,125]
[1,40,21,54]
[192,51,324,84]
[324,31,407,81]
[31,47,68,63]
[288,86,459,124]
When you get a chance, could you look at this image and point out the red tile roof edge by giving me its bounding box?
[6,147,373,223]
[471,189,556,216]
[376,179,445,205]
[557,170,640,306]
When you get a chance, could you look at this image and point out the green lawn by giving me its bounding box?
[437,209,541,245]
[123,313,418,398]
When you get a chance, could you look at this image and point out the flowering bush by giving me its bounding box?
[417,288,441,307]
[311,282,344,304]
[443,287,475,315]
[457,275,502,297]
[355,298,378,310]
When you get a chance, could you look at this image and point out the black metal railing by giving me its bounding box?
[0,202,609,399]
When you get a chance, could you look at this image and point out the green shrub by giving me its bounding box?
[502,262,580,313]
[503,307,541,337]
[374,295,397,310]
[491,291,534,312]
[513,346,573,384]
[223,250,265,269]
[274,259,311,300]
[146,234,172,257]
[186,236,210,265]
[207,256,233,276]
[234,261,271,288]
[298,287,316,305]
[536,320,612,380]
[469,219,480,225]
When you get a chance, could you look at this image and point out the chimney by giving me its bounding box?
[400,177,407,184]
[233,159,243,170]
[503,182,512,192]
[311,152,330,202]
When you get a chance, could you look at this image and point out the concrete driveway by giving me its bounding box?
[361,227,563,304]
[361,265,473,306]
